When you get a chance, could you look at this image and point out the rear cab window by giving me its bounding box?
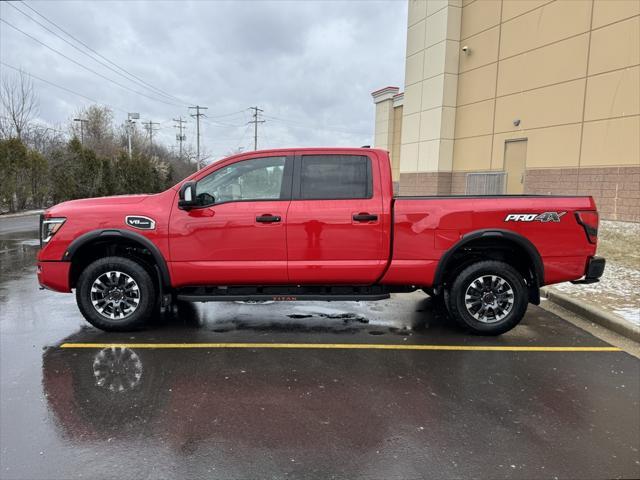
[296,154,372,199]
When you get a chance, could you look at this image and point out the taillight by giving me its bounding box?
[575,210,599,244]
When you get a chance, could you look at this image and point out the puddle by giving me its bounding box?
[20,239,40,247]
[318,312,368,323]
[287,310,370,324]
[206,318,363,335]
[0,235,40,292]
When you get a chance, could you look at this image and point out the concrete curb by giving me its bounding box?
[541,288,640,343]
[0,210,44,219]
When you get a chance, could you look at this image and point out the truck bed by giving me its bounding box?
[380,195,597,286]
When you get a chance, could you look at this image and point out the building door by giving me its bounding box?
[504,139,527,194]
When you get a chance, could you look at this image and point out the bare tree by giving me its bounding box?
[24,124,66,155]
[0,70,39,140]
[69,105,118,157]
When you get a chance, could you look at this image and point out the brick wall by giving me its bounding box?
[451,172,467,195]
[525,166,639,222]
[399,167,638,222]
[399,172,452,196]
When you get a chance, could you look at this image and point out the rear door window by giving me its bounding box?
[298,155,372,199]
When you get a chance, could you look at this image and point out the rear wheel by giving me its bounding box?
[447,260,528,335]
[76,256,156,331]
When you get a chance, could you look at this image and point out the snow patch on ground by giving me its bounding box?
[550,220,640,328]
[613,307,640,326]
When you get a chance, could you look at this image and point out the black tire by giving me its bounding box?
[76,256,156,331]
[447,260,528,336]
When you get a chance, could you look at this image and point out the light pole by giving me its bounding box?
[73,118,88,145]
[127,112,140,159]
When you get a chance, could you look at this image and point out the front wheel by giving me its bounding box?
[447,260,528,336]
[76,256,156,331]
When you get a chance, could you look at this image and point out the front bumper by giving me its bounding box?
[37,261,72,292]
[571,256,606,285]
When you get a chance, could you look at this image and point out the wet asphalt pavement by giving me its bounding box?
[1,214,639,480]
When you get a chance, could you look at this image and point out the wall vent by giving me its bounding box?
[466,172,506,195]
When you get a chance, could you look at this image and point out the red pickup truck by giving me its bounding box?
[37,147,604,335]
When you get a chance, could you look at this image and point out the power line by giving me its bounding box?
[16,0,189,106]
[201,117,246,128]
[263,114,369,136]
[228,123,251,153]
[0,18,185,107]
[189,105,208,170]
[248,106,264,151]
[29,122,68,136]
[0,61,128,114]
[207,109,247,120]
[238,123,252,148]
[261,122,271,148]
[5,2,188,107]
[0,115,68,137]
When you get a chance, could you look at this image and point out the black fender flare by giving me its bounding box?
[433,229,544,289]
[63,229,171,288]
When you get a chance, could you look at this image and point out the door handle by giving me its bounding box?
[353,213,378,222]
[256,214,281,223]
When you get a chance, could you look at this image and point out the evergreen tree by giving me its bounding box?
[0,138,29,212]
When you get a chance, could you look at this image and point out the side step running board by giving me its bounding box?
[174,285,406,303]
[177,293,391,302]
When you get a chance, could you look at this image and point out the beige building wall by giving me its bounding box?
[373,0,640,221]
[397,0,462,194]
[390,95,404,188]
[372,86,404,190]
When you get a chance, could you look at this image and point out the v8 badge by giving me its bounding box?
[125,216,156,230]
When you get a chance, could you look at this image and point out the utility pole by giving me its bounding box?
[142,120,160,152]
[248,106,264,150]
[189,105,208,169]
[173,117,187,159]
[127,112,140,159]
[73,118,88,145]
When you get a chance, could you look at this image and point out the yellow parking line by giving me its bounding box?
[60,342,622,352]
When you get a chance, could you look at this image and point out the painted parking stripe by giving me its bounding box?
[60,342,622,352]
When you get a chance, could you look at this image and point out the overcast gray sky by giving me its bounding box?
[0,0,407,161]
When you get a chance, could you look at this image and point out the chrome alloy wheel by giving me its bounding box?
[90,271,140,320]
[464,275,515,323]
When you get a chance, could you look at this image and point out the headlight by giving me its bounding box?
[41,217,66,245]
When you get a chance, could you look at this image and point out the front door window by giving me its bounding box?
[197,156,286,205]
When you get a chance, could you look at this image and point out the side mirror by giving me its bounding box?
[178,181,198,209]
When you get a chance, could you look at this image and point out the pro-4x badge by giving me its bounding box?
[125,216,156,230]
[504,212,566,223]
